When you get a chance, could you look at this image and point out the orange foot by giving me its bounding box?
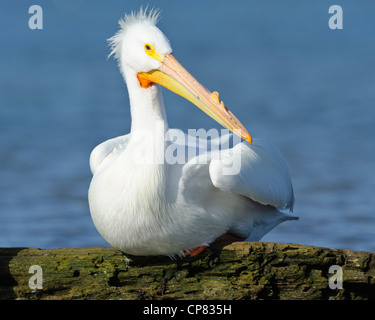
[185,233,245,257]
[185,245,208,257]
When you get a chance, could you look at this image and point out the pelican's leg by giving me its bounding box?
[185,233,245,257]
[185,245,208,257]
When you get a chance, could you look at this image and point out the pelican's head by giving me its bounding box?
[109,8,252,144]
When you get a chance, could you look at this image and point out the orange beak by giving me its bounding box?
[138,53,252,144]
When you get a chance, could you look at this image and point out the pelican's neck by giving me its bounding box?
[123,67,168,134]
[122,67,168,166]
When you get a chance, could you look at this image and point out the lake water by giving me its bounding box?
[1,1,375,252]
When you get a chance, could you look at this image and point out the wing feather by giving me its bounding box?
[89,134,130,174]
[209,138,294,211]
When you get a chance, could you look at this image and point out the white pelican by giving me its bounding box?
[88,9,297,257]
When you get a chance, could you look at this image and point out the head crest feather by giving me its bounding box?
[108,7,162,60]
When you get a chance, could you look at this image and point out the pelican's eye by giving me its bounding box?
[144,43,163,61]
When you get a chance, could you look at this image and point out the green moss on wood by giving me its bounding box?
[1,242,374,300]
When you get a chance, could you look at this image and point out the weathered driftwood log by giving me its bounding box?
[1,242,374,300]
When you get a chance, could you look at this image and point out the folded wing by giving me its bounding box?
[209,138,294,211]
[90,134,131,175]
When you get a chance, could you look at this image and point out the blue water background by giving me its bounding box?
[1,1,374,252]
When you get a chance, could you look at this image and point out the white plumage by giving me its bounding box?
[88,9,297,257]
